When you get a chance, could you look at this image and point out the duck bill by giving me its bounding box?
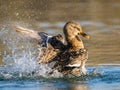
[80,32,90,39]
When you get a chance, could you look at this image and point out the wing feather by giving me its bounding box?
[13,25,60,64]
[13,25,41,40]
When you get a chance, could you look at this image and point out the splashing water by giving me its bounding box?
[0,23,108,80]
[0,23,63,79]
[1,23,120,90]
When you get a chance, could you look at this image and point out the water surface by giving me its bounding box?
[0,0,120,90]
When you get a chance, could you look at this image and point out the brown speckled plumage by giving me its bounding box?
[13,21,90,76]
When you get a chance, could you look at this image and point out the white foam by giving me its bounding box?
[0,23,63,78]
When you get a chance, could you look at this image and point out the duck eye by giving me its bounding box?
[78,32,80,35]
[72,25,80,30]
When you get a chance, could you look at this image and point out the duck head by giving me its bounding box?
[63,21,90,50]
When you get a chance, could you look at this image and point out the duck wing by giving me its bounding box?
[13,25,65,64]
[38,34,66,64]
[38,45,60,64]
[13,25,52,47]
[13,25,41,40]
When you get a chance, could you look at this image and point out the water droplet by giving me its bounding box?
[16,13,19,16]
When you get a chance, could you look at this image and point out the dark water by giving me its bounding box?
[0,0,120,90]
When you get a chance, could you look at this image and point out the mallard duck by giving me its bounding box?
[13,21,90,76]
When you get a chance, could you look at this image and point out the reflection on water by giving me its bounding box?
[0,0,120,90]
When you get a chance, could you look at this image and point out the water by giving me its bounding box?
[0,0,120,90]
[0,66,120,90]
